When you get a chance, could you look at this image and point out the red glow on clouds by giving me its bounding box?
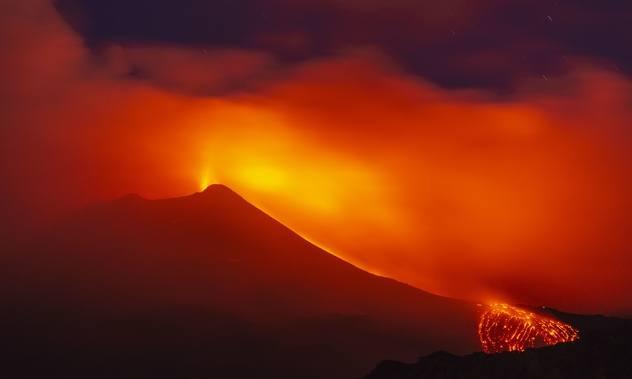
[3,0,632,317]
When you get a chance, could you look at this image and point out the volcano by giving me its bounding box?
[0,185,483,379]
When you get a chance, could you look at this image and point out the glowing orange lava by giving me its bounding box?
[478,304,579,353]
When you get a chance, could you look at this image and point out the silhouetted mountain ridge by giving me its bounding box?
[361,320,632,379]
[0,184,482,379]
[515,305,632,338]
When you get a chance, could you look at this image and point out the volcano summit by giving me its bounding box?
[0,185,483,379]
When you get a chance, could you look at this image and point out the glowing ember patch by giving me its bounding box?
[478,304,579,353]
[198,168,218,192]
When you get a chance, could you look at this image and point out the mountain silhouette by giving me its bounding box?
[0,185,483,379]
[362,320,632,379]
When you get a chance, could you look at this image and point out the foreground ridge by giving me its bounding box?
[362,320,632,379]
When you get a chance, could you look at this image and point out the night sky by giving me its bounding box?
[2,0,632,316]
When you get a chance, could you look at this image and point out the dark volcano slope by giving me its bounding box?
[362,319,632,379]
[0,185,483,379]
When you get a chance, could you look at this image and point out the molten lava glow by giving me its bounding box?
[198,169,218,192]
[478,304,579,353]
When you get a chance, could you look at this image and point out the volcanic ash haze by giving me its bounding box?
[2,0,632,317]
[0,185,483,379]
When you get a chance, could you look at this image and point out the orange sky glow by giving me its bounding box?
[2,0,632,317]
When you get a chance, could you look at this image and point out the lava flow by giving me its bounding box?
[478,304,579,353]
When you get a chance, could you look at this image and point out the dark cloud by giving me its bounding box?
[95,44,278,95]
[54,0,632,92]
[3,0,632,316]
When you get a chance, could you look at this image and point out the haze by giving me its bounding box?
[1,0,632,316]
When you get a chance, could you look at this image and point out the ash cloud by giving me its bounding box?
[53,0,632,92]
[2,0,632,317]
